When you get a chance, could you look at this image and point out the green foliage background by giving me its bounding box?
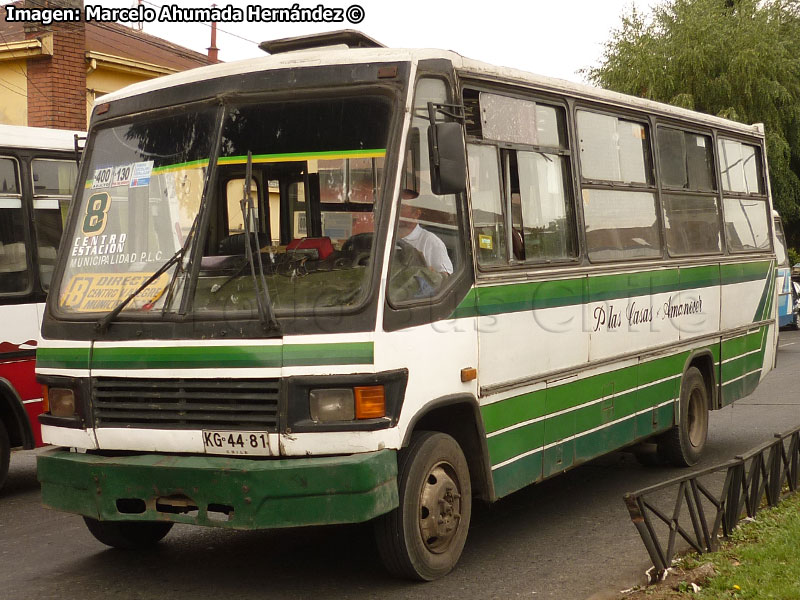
[586,0,800,250]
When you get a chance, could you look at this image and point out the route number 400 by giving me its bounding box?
[82,192,111,236]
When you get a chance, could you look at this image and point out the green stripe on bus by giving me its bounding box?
[36,347,91,370]
[484,328,768,471]
[492,451,543,498]
[39,342,374,371]
[752,264,775,322]
[452,261,771,319]
[481,350,686,435]
[217,149,386,165]
[721,370,762,405]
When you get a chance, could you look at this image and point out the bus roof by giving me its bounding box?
[96,46,764,137]
[0,124,82,151]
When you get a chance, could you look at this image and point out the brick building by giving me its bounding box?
[0,0,215,129]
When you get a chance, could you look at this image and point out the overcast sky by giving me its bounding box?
[89,0,649,84]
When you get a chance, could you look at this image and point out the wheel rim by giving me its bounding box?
[687,387,707,448]
[418,461,462,554]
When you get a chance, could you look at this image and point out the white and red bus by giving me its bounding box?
[0,124,80,491]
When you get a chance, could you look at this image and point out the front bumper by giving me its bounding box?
[38,449,398,529]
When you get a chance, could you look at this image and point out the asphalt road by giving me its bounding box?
[2,329,799,600]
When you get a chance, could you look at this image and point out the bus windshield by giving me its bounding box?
[58,107,218,315]
[56,94,393,318]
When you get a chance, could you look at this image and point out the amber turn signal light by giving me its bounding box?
[42,385,49,413]
[354,385,385,419]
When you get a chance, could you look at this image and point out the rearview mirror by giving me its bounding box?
[428,122,467,196]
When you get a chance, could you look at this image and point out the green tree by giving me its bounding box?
[586,0,800,249]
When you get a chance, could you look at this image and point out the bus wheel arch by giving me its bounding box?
[0,379,34,451]
[375,430,472,580]
[661,365,710,467]
[401,395,493,503]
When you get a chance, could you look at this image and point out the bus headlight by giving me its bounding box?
[48,388,76,418]
[309,389,355,422]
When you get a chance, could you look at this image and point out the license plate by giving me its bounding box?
[202,430,270,455]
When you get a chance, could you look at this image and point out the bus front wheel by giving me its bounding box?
[661,367,709,467]
[375,431,472,581]
[0,419,9,491]
[83,517,173,550]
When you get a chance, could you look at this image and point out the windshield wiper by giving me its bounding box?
[95,201,206,333]
[95,246,187,333]
[240,151,279,332]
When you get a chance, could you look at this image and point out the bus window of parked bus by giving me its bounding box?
[32,158,77,196]
[0,157,29,295]
[0,156,18,193]
[32,159,77,289]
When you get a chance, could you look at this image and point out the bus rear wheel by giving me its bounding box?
[0,419,9,492]
[374,431,472,581]
[660,367,709,467]
[83,517,173,550]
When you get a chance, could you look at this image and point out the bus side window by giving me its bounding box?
[467,144,507,266]
[718,139,770,253]
[31,159,77,289]
[0,157,30,295]
[577,110,660,261]
[657,129,721,257]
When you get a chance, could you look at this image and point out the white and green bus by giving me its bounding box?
[37,31,778,581]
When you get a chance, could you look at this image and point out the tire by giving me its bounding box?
[374,431,472,581]
[83,517,173,550]
[0,419,9,492]
[660,367,709,467]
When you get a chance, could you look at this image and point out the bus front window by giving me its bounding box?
[192,94,391,317]
[56,107,218,315]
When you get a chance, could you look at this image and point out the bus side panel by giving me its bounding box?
[0,358,42,447]
[720,325,772,407]
[587,270,680,363]
[486,345,706,499]
[677,265,721,341]
[482,383,546,498]
[719,261,773,331]
[1,303,44,447]
[474,278,589,390]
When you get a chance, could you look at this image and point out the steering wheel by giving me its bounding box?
[388,239,443,301]
[335,232,375,268]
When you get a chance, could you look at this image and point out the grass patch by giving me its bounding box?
[690,491,800,598]
[620,492,800,599]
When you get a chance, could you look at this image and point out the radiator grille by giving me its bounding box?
[92,378,280,431]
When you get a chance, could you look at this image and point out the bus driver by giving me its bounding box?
[397,189,453,276]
